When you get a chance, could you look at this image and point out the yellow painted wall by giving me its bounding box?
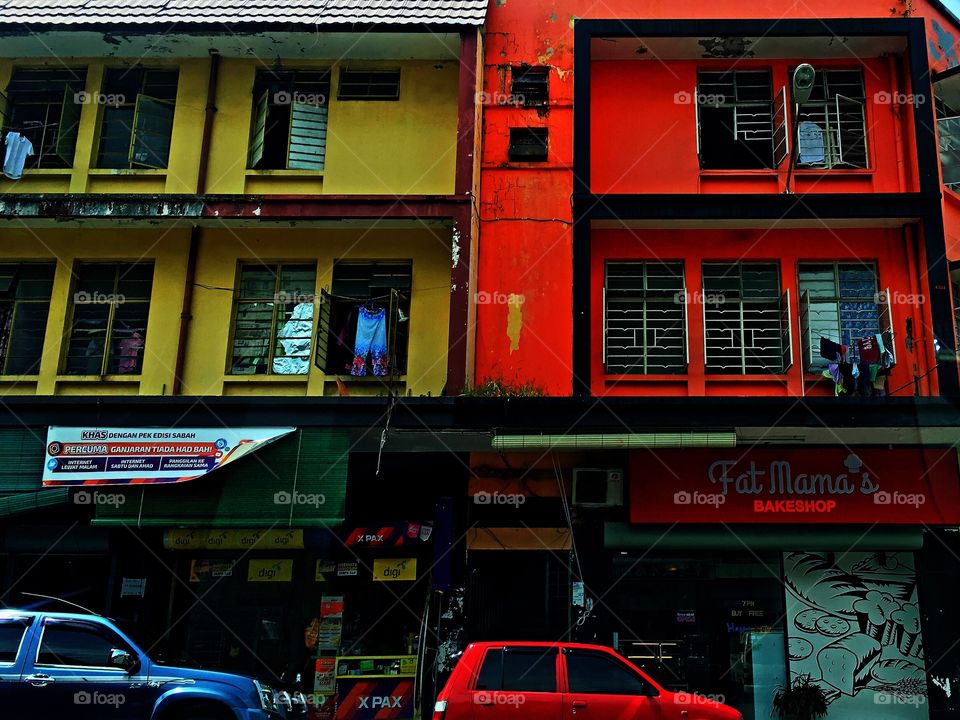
[0,227,451,397]
[0,57,458,196]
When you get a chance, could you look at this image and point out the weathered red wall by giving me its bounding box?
[477,0,955,395]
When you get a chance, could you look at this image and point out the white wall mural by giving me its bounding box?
[783,551,928,719]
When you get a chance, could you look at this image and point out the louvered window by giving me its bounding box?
[509,127,548,162]
[798,263,887,370]
[337,69,401,101]
[696,70,778,169]
[795,69,868,169]
[511,66,549,107]
[2,68,86,168]
[603,262,686,374]
[0,263,55,375]
[97,68,178,169]
[703,263,792,374]
[249,70,329,171]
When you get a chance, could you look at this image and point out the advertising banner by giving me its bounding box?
[334,679,414,720]
[629,448,960,524]
[247,559,294,582]
[372,558,417,582]
[164,529,303,551]
[43,426,294,487]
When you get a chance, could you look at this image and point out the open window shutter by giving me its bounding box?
[878,287,896,364]
[287,102,327,170]
[779,289,794,372]
[602,286,608,369]
[387,289,399,375]
[836,94,868,168]
[248,89,269,168]
[799,289,815,370]
[694,85,702,167]
[313,290,333,371]
[0,91,8,130]
[130,95,174,168]
[55,85,82,165]
[772,86,789,167]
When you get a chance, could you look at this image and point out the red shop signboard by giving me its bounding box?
[629,448,960,524]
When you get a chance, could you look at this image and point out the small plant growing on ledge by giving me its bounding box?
[772,674,829,720]
[461,378,544,397]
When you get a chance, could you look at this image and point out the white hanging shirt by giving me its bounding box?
[3,132,34,180]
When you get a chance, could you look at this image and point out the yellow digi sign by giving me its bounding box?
[373,558,417,582]
[248,559,294,582]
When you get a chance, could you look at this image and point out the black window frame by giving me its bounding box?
[562,648,655,696]
[248,69,331,171]
[0,262,56,376]
[1,67,87,169]
[96,67,179,169]
[229,262,318,376]
[62,262,154,377]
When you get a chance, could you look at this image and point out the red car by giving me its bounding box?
[433,642,742,720]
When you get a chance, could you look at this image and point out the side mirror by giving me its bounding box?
[109,648,139,673]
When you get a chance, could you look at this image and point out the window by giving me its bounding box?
[564,649,651,695]
[798,263,888,370]
[511,66,549,106]
[1,68,86,168]
[697,70,787,169]
[230,263,318,375]
[63,263,153,376]
[37,621,130,668]
[509,127,548,162]
[318,261,411,376]
[249,70,330,171]
[337,69,401,101]
[603,261,686,374]
[96,68,178,169]
[0,263,55,375]
[795,69,868,169]
[0,617,29,663]
[936,90,960,189]
[702,262,793,374]
[473,648,557,693]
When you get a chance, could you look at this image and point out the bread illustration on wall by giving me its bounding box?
[871,659,927,699]
[850,552,916,600]
[852,591,899,644]
[784,552,868,618]
[817,632,883,696]
[890,603,923,658]
[789,637,814,662]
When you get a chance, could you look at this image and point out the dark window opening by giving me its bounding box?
[0,263,55,375]
[37,621,132,668]
[511,66,549,106]
[0,618,29,663]
[509,127,548,162]
[697,70,775,170]
[97,67,179,169]
[473,648,557,693]
[319,261,412,377]
[1,68,87,169]
[564,649,652,695]
[249,70,330,170]
[337,69,401,101]
[230,263,318,376]
[63,262,153,376]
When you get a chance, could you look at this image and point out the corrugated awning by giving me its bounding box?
[93,429,349,528]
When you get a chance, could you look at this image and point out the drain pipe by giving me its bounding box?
[173,52,219,395]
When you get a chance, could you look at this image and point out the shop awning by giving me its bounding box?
[604,522,924,551]
[92,429,349,528]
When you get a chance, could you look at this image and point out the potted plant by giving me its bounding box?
[772,674,829,720]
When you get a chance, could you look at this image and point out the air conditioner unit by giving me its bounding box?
[572,468,623,507]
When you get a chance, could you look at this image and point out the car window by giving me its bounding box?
[565,650,650,695]
[37,622,129,668]
[473,648,557,693]
[0,618,29,663]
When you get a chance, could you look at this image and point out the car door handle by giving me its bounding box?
[572,700,588,708]
[24,674,54,687]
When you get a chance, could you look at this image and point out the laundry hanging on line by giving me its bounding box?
[3,132,34,180]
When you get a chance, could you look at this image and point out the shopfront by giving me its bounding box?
[596,446,960,720]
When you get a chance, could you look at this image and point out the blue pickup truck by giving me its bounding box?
[0,609,307,720]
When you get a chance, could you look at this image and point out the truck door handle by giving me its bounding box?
[572,700,588,709]
[24,674,54,687]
